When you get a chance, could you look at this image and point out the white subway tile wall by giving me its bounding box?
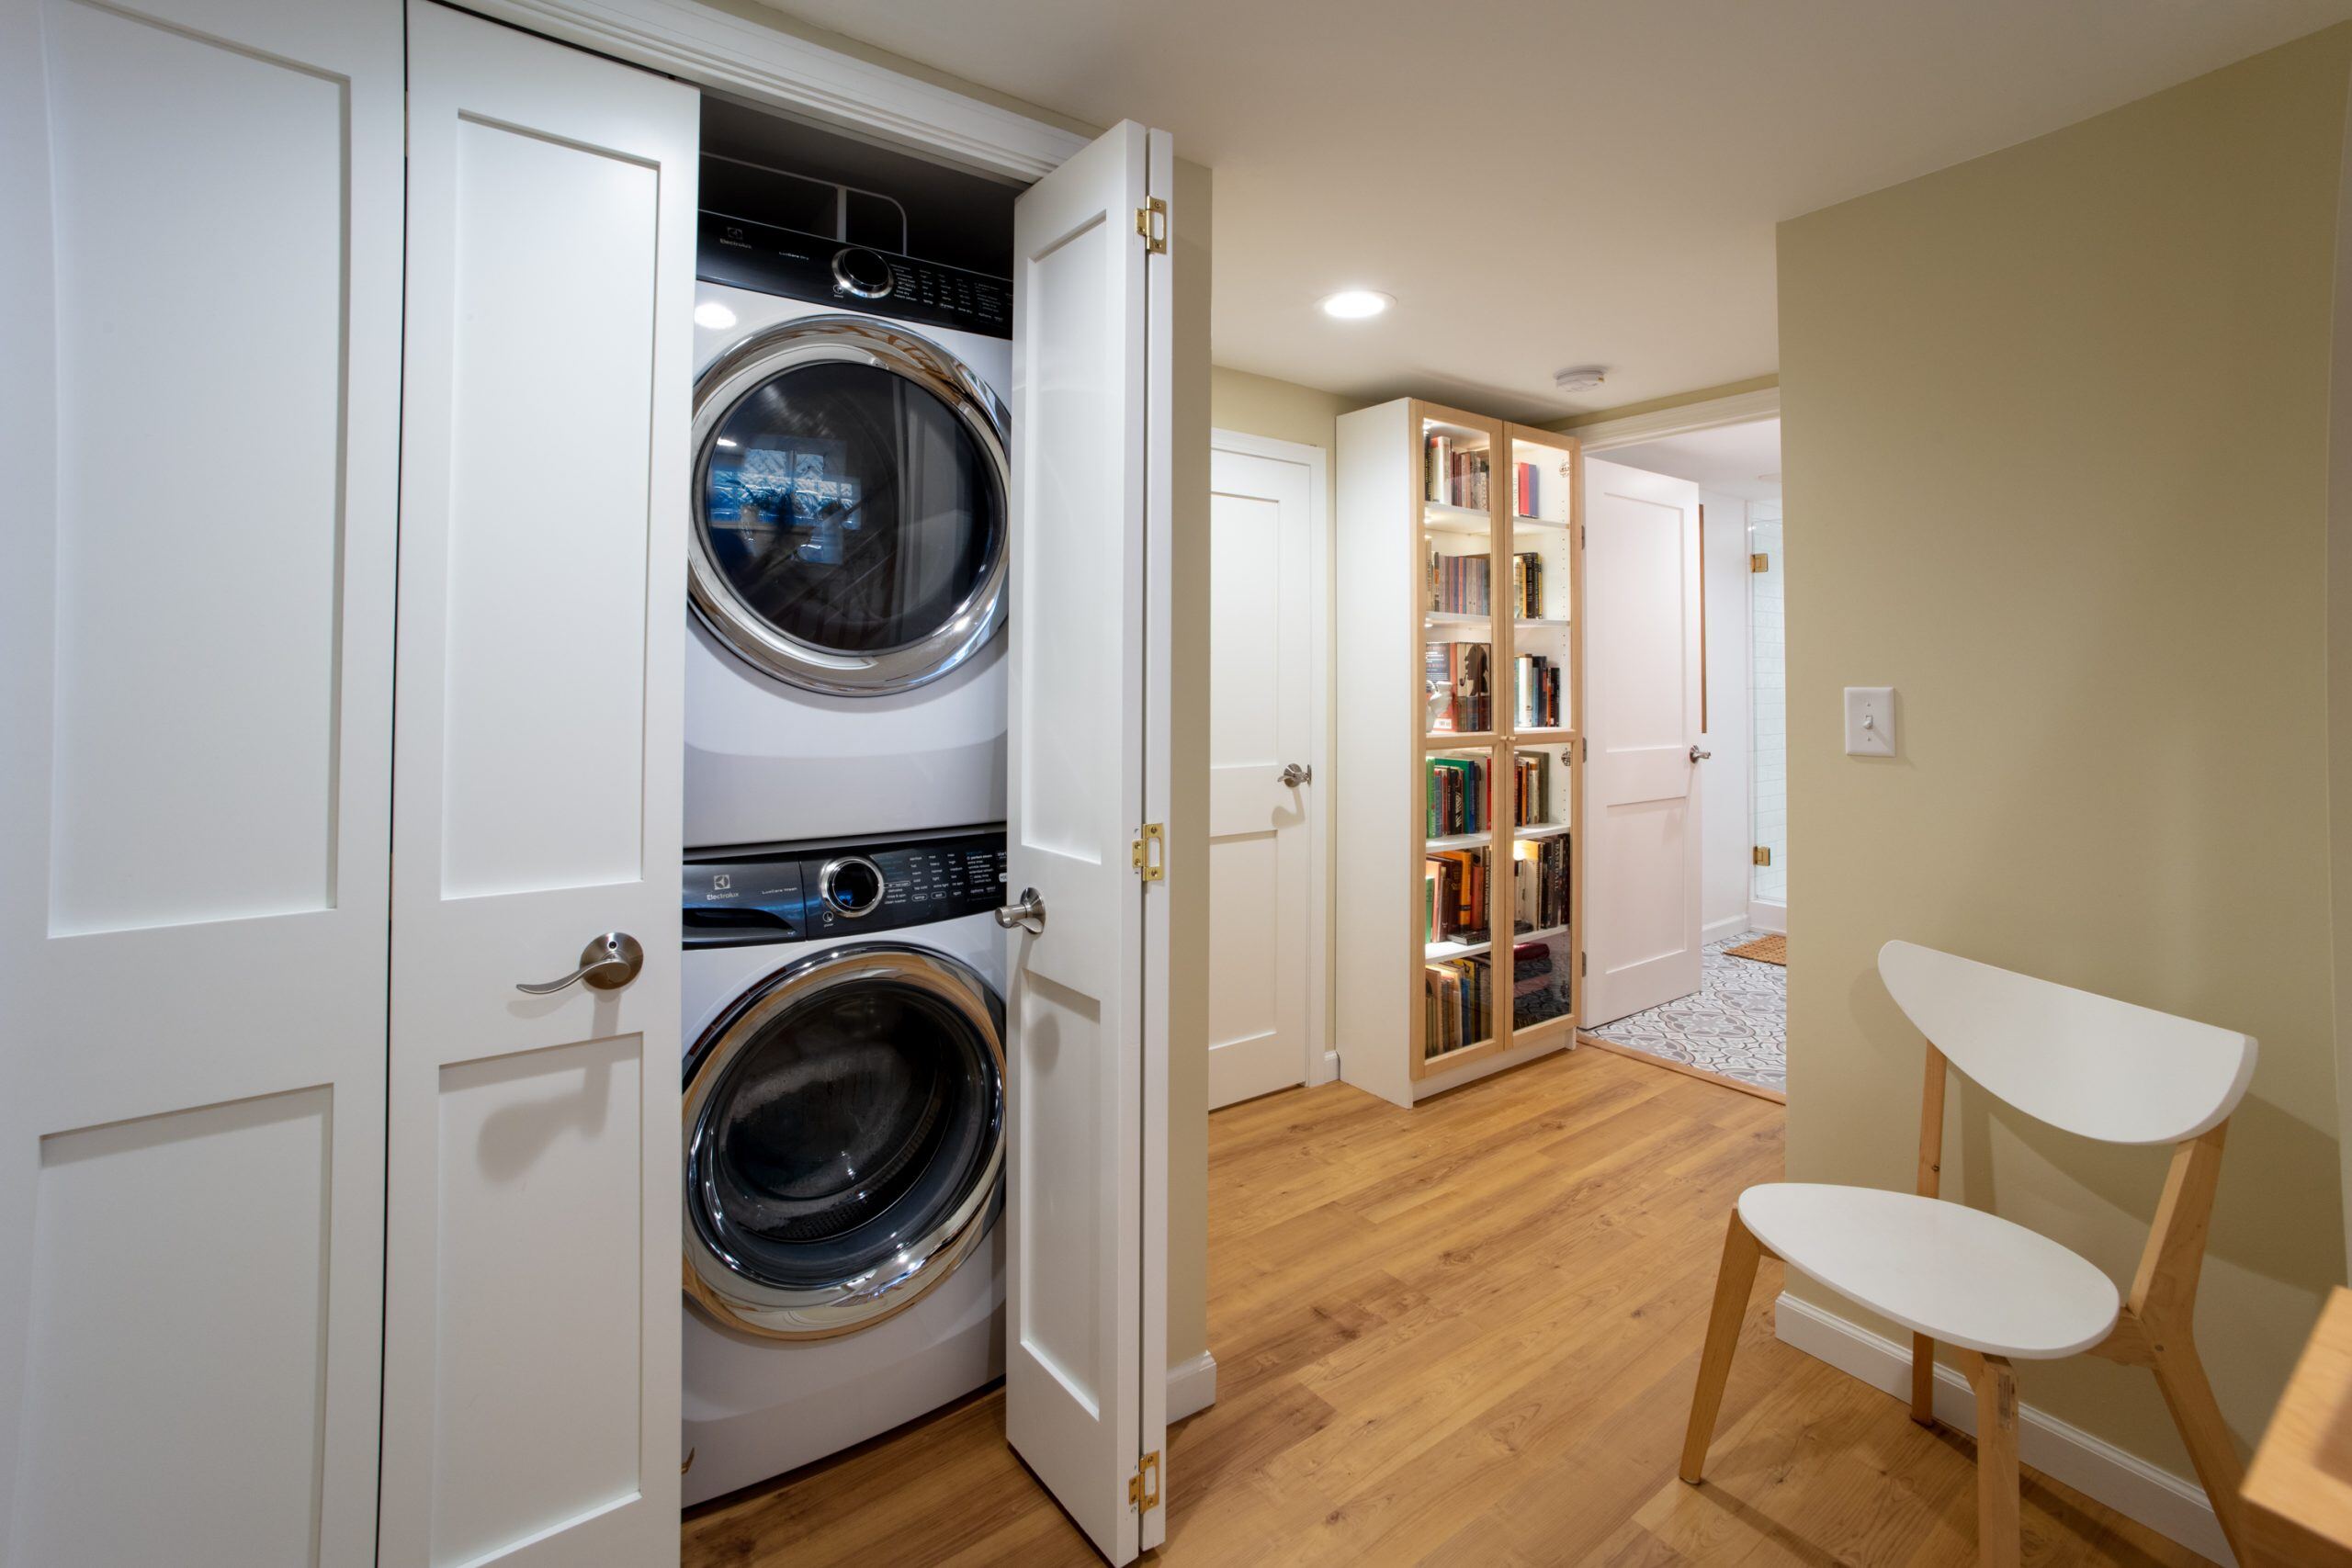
[1750,517,1786,905]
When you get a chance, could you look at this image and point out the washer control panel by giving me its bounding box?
[698,212,1012,340]
[684,829,1008,948]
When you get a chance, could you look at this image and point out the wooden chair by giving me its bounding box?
[1679,940,2260,1567]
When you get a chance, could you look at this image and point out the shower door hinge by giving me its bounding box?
[1131,822,1166,881]
[1136,197,1168,254]
[1751,552,1770,573]
[1129,1450,1161,1512]
[1753,845,1773,867]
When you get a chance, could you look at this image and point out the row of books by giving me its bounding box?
[1426,756,1491,837]
[1509,939,1572,1029]
[1515,654,1565,729]
[1424,434,1491,510]
[1424,640,1491,734]
[1424,849,1488,944]
[1428,549,1489,615]
[1513,754,1554,826]
[1430,550,1553,620]
[1424,955,1492,1059]
[1515,833,1572,933]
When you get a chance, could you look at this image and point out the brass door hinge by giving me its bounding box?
[1750,552,1770,573]
[1131,822,1166,881]
[1128,1450,1161,1512]
[1135,197,1167,254]
[1579,951,1588,977]
[1753,845,1773,867]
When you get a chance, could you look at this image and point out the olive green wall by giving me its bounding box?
[1778,24,2352,1479]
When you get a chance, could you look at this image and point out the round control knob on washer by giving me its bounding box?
[831,247,895,300]
[819,855,886,919]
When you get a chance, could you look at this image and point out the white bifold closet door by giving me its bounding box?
[0,0,402,1562]
[1005,118,1174,1565]
[380,6,695,1566]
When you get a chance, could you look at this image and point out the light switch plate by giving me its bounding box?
[1845,686,1894,757]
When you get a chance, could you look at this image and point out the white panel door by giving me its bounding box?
[1006,118,1173,1565]
[0,0,401,1561]
[1206,438,1320,1109]
[1582,457,1706,1025]
[381,7,695,1565]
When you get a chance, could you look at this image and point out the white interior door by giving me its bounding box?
[1205,436,1322,1109]
[1006,118,1173,1565]
[0,1,401,1561]
[1582,457,1706,1025]
[379,7,695,1564]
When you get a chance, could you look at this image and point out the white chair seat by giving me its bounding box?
[1739,1183,2120,1359]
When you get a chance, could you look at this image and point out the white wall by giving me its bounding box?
[1700,491,1753,942]
[1749,506,1787,915]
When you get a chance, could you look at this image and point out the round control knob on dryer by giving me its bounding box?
[831,247,895,300]
[820,855,886,919]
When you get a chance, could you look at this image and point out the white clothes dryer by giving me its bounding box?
[679,828,1009,1505]
[685,253,1012,850]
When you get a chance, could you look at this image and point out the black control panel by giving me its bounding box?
[698,212,1012,340]
[684,830,1008,949]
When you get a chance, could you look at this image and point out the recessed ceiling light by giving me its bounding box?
[1320,289,1392,320]
[694,300,738,330]
[1554,367,1608,393]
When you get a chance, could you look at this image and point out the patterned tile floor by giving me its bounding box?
[1586,930,1786,1094]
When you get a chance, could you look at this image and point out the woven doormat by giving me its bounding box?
[1726,933,1786,966]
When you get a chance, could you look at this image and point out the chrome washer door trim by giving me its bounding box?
[682,942,1004,1340]
[689,315,1010,696]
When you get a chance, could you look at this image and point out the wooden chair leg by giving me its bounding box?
[1973,1355,2020,1568]
[1910,1333,1937,1426]
[2147,1336,2249,1566]
[1679,1207,1763,1484]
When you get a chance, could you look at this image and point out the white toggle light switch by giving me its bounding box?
[1845,686,1895,757]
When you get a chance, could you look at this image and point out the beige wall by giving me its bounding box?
[1779,24,2352,1477]
[1168,159,1214,1369]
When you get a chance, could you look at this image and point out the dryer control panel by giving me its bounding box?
[684,830,1008,949]
[698,213,1012,340]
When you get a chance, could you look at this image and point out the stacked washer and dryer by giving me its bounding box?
[678,118,1018,1505]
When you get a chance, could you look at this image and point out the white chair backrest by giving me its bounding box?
[1877,941,2256,1146]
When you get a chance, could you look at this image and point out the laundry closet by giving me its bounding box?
[0,2,1183,1562]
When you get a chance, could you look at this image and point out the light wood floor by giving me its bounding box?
[682,1047,2211,1567]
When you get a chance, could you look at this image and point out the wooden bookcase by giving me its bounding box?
[1336,399,1583,1107]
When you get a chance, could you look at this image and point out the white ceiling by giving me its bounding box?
[1607,419,1782,502]
[753,0,2352,421]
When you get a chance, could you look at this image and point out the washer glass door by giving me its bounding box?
[692,317,1009,695]
[684,944,1003,1338]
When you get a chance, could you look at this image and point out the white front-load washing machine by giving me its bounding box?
[685,233,1012,850]
[680,828,1009,1506]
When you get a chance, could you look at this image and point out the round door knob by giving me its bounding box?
[831,246,895,299]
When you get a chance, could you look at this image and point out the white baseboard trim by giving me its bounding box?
[1747,899,1788,935]
[1773,1292,2233,1567]
[1169,1350,1218,1422]
[1702,912,1752,945]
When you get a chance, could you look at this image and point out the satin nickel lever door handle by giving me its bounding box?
[517,931,644,995]
[994,888,1046,935]
[1689,745,1713,763]
[1279,761,1313,787]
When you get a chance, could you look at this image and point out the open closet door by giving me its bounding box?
[1005,119,1173,1564]
[1581,457,1706,1025]
[379,6,695,1564]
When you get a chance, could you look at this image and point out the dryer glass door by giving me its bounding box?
[691,319,1009,695]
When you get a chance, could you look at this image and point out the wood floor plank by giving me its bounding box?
[682,1047,2211,1568]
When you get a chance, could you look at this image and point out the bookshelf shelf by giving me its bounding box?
[1338,398,1585,1106]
